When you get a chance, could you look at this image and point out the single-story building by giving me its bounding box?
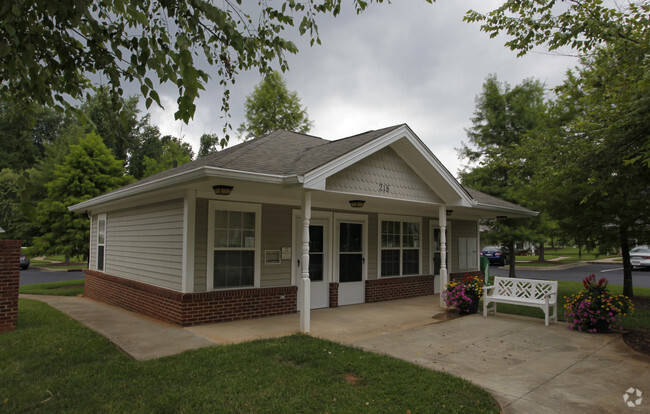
[70,124,535,330]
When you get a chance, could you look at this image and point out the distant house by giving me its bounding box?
[69,124,535,330]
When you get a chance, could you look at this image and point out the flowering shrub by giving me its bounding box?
[444,275,484,313]
[564,274,633,333]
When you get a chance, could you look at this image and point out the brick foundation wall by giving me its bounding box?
[329,283,339,308]
[85,270,297,326]
[0,240,21,334]
[365,275,435,303]
[450,271,484,281]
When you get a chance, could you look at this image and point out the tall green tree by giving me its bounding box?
[524,46,650,298]
[198,133,223,158]
[237,71,314,140]
[81,88,141,163]
[465,0,650,166]
[142,136,193,178]
[459,75,548,277]
[31,133,134,262]
[0,168,31,242]
[0,94,63,171]
[1,0,412,132]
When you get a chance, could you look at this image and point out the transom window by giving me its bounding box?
[380,217,420,277]
[208,202,261,290]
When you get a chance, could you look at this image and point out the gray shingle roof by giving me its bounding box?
[116,125,404,193]
[89,124,534,216]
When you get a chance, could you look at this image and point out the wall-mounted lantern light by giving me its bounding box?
[212,185,233,196]
[446,209,453,216]
[496,215,508,221]
[349,200,365,208]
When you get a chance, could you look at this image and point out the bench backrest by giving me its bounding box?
[493,276,558,300]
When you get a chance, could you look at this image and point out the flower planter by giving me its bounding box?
[458,294,480,315]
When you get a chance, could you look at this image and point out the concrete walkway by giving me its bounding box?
[21,294,214,360]
[20,294,650,413]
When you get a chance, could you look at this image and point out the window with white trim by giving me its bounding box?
[380,217,420,276]
[97,214,106,271]
[208,202,261,289]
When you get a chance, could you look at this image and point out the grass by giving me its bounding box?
[512,247,619,264]
[19,280,85,296]
[0,299,500,413]
[482,280,650,331]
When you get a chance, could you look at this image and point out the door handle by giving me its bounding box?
[362,257,365,264]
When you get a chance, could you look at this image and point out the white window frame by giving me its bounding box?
[206,201,262,290]
[378,214,422,277]
[97,213,106,272]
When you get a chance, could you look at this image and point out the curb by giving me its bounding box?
[32,266,85,273]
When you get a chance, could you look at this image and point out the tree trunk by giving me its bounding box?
[64,254,70,265]
[537,243,545,262]
[507,241,517,278]
[620,226,634,298]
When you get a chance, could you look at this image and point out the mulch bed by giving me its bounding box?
[622,296,650,357]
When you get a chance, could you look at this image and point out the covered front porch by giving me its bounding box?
[187,294,450,345]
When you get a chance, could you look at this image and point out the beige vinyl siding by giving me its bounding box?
[450,219,479,272]
[422,218,431,275]
[193,198,208,292]
[260,204,292,287]
[366,213,378,279]
[89,214,98,270]
[105,199,184,290]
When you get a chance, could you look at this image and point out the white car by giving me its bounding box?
[630,245,650,269]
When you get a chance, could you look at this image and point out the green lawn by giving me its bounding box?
[513,247,619,264]
[19,279,85,296]
[482,281,650,331]
[1,299,499,413]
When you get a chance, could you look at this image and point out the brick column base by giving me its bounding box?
[0,240,21,334]
[329,283,339,308]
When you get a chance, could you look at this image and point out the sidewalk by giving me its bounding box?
[20,294,650,413]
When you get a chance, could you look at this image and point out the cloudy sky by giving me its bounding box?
[144,1,578,178]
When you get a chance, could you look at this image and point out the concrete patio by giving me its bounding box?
[21,294,650,413]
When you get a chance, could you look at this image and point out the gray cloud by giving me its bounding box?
[144,1,578,177]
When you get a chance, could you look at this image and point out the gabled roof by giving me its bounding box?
[69,124,536,217]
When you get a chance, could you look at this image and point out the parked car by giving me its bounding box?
[20,254,30,270]
[480,246,507,266]
[630,245,650,269]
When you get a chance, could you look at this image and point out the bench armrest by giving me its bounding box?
[483,285,495,292]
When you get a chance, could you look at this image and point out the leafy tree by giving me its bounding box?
[127,122,164,179]
[0,0,409,133]
[198,133,223,158]
[81,88,141,163]
[523,46,650,298]
[459,75,549,277]
[31,133,134,262]
[238,71,313,140]
[142,136,193,178]
[465,0,649,56]
[466,0,650,166]
[0,94,63,171]
[0,168,31,242]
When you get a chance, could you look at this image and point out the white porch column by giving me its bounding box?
[181,190,196,293]
[438,205,448,308]
[300,190,312,332]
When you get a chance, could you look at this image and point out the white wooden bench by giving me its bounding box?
[483,276,558,326]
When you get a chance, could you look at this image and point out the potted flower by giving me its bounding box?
[444,275,484,314]
[564,275,633,333]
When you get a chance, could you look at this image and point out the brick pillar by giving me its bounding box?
[0,240,21,333]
